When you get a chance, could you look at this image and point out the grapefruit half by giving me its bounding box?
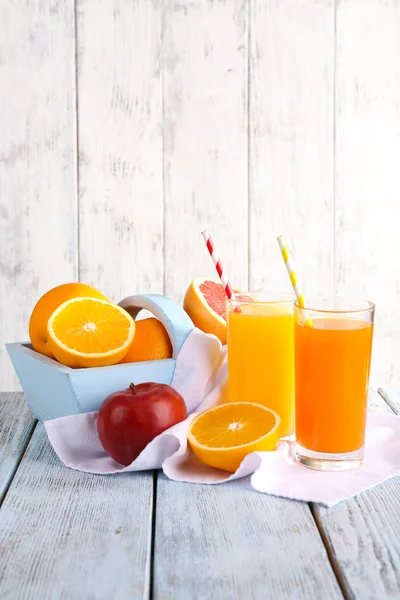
[183,277,252,344]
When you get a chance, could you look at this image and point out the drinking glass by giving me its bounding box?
[294,297,375,470]
[226,292,295,437]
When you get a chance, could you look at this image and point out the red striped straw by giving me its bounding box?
[201,229,238,303]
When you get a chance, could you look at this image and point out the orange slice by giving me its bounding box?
[46,297,135,368]
[183,277,253,344]
[188,402,280,472]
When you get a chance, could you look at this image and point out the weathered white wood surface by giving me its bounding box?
[311,389,400,600]
[368,387,394,415]
[0,0,77,391]
[0,420,153,599]
[335,0,400,389]
[0,393,36,503]
[379,388,400,415]
[1,0,400,392]
[249,0,334,297]
[378,389,400,417]
[1,390,400,598]
[163,0,249,299]
[153,474,342,599]
[77,0,164,302]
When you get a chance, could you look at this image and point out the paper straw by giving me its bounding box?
[277,235,312,326]
[201,230,238,304]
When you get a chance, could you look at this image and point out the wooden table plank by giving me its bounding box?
[153,474,343,599]
[378,388,400,415]
[0,422,153,600]
[311,390,400,599]
[368,387,395,415]
[0,392,36,503]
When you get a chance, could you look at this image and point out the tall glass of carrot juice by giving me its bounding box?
[294,298,375,471]
[226,293,295,437]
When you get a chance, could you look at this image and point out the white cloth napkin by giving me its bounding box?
[45,328,400,507]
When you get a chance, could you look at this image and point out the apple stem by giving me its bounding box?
[129,383,137,395]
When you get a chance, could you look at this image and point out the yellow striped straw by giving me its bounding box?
[277,235,313,327]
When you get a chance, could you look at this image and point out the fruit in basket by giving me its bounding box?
[119,318,172,363]
[183,278,253,344]
[29,283,107,358]
[46,297,135,368]
[97,382,187,466]
[188,402,280,472]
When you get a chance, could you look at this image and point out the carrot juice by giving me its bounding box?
[294,300,375,470]
[226,297,295,437]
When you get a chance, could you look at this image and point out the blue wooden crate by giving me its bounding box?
[6,294,194,422]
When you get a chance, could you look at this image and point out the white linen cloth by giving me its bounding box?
[45,328,400,507]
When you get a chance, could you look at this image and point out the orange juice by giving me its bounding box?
[227,301,295,437]
[295,318,373,454]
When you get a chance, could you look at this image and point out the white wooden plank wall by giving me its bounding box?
[1,0,399,391]
[0,1,77,391]
[164,0,249,298]
[249,0,334,297]
[77,0,164,302]
[335,0,400,386]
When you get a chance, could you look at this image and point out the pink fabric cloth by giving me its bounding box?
[45,328,400,507]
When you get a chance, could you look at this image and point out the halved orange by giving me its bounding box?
[183,278,253,344]
[29,283,108,358]
[46,297,135,368]
[188,402,281,472]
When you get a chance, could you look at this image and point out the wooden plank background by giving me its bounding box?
[1,0,400,391]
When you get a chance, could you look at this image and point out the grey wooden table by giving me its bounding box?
[1,390,400,600]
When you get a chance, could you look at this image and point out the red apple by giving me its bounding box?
[97,382,187,466]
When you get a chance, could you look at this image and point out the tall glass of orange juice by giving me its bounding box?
[226,293,295,437]
[295,298,375,471]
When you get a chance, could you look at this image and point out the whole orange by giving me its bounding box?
[29,283,107,358]
[119,318,172,363]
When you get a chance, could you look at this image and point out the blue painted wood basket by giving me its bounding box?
[7,294,194,422]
